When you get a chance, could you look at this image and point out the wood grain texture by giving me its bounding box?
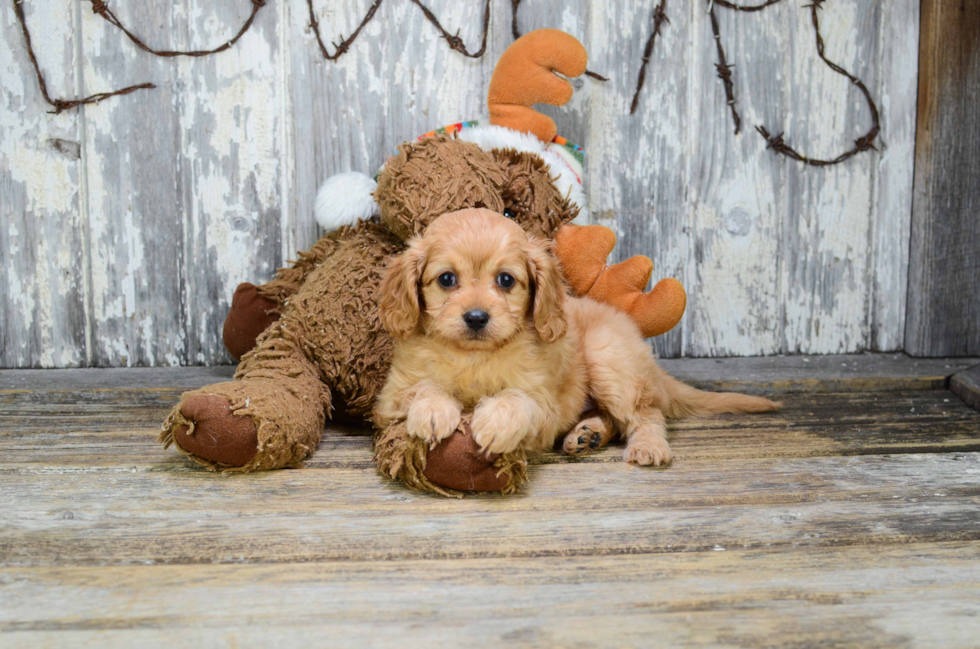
[0,0,87,368]
[1,364,980,645]
[1,352,975,391]
[906,0,980,357]
[3,387,979,464]
[2,542,979,647]
[2,452,979,567]
[1,0,922,366]
[951,364,980,412]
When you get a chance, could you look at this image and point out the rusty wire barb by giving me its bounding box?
[708,2,741,134]
[630,0,669,115]
[709,0,881,166]
[89,0,267,57]
[13,0,154,114]
[307,0,490,61]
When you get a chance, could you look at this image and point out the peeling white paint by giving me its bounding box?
[1,0,921,366]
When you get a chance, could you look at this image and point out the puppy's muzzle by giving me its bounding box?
[463,309,490,331]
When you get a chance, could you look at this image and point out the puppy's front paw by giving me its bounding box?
[624,435,672,467]
[471,397,533,455]
[406,397,462,448]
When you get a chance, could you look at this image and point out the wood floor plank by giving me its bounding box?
[1,453,978,567]
[1,542,978,648]
[2,390,977,470]
[952,363,980,412]
[3,353,975,393]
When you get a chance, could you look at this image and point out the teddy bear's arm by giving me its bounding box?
[223,232,350,360]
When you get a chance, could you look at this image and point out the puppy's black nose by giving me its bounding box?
[463,310,490,331]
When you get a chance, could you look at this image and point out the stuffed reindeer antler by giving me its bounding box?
[489,29,687,338]
[488,29,588,142]
[555,224,686,338]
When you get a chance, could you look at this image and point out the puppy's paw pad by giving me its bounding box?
[624,439,672,467]
[563,426,601,456]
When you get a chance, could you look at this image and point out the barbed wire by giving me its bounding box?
[13,0,154,114]
[708,2,741,134]
[630,0,669,114]
[709,0,880,166]
[14,0,879,169]
[89,0,267,57]
[307,0,491,60]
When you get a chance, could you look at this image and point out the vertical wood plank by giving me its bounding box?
[382,0,495,161]
[287,0,392,258]
[78,0,185,366]
[870,0,919,352]
[587,0,690,358]
[0,0,87,368]
[778,0,876,354]
[906,0,980,357]
[173,0,284,365]
[686,3,785,356]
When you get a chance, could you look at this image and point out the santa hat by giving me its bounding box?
[313,119,589,231]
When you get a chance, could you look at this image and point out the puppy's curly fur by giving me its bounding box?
[375,209,780,464]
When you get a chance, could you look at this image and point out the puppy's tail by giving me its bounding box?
[660,372,781,419]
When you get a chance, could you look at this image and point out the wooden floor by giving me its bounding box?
[2,354,980,648]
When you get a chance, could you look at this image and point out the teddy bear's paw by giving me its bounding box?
[171,393,259,467]
[406,396,462,448]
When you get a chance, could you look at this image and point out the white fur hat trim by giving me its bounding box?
[454,122,590,221]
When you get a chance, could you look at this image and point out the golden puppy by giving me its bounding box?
[374,208,779,465]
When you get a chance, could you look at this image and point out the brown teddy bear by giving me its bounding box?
[159,29,687,495]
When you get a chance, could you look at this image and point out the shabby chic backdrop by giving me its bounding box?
[1,0,922,367]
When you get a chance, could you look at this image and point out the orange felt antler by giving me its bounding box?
[487,29,588,142]
[554,224,687,338]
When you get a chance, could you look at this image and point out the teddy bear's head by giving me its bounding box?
[374,133,579,242]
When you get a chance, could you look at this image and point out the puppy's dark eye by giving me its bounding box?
[496,273,515,289]
[437,272,457,288]
[502,208,516,219]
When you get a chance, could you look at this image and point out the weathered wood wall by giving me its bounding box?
[0,0,920,367]
[906,0,980,357]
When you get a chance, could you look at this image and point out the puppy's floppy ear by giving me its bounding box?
[379,239,427,338]
[526,237,568,343]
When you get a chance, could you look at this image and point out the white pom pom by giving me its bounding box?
[314,172,379,231]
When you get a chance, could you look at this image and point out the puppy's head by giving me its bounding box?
[379,208,567,349]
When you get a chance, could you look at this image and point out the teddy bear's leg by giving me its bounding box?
[160,336,331,472]
[562,409,616,456]
[374,415,528,497]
